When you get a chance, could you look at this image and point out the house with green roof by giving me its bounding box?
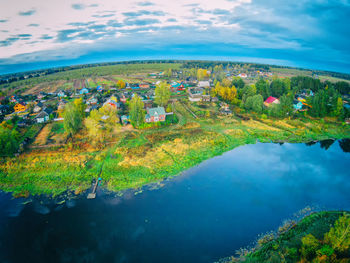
[145,106,166,123]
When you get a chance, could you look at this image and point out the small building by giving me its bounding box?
[264,96,280,107]
[0,105,9,115]
[197,81,210,88]
[79,88,89,95]
[103,98,119,109]
[57,90,66,98]
[188,87,204,102]
[33,102,43,113]
[120,94,128,103]
[139,83,150,89]
[86,96,98,105]
[96,85,104,92]
[293,100,303,110]
[201,95,211,102]
[238,73,247,78]
[211,97,219,102]
[14,102,27,112]
[35,111,50,123]
[145,106,166,123]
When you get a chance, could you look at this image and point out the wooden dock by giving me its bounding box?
[87,179,98,199]
[87,163,104,199]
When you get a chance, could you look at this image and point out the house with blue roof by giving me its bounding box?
[79,88,90,95]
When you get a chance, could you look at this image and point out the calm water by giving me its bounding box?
[0,140,349,263]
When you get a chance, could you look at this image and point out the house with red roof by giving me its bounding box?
[264,96,280,107]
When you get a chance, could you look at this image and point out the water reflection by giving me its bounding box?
[0,140,349,263]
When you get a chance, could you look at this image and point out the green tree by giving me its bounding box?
[0,127,19,156]
[301,234,320,261]
[155,82,171,106]
[129,95,145,128]
[255,78,270,99]
[63,101,83,136]
[334,97,344,117]
[324,214,350,253]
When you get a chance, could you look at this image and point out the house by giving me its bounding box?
[211,97,219,102]
[120,94,127,103]
[86,96,98,105]
[131,84,140,90]
[264,96,280,107]
[57,90,66,97]
[103,96,119,109]
[0,105,9,115]
[35,110,50,123]
[219,103,232,115]
[57,100,67,111]
[37,92,46,100]
[197,81,210,88]
[201,95,211,102]
[238,73,247,78]
[171,82,185,92]
[10,95,20,103]
[139,83,150,89]
[79,88,89,95]
[145,106,166,123]
[14,102,27,112]
[293,100,303,110]
[96,85,104,92]
[188,87,204,102]
[33,102,43,113]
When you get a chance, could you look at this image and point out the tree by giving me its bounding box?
[117,79,126,89]
[255,78,270,99]
[0,127,19,156]
[63,101,83,136]
[301,234,320,261]
[74,98,86,118]
[334,97,344,117]
[197,68,210,80]
[155,82,171,107]
[244,94,263,113]
[85,105,120,146]
[231,77,245,90]
[129,95,145,128]
[324,214,350,253]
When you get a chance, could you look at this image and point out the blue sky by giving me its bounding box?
[0,0,350,74]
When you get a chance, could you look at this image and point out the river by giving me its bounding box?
[0,140,349,263]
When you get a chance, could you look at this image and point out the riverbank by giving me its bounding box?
[219,211,350,262]
[0,103,349,197]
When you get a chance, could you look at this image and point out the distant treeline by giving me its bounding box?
[1,60,350,89]
[0,62,182,91]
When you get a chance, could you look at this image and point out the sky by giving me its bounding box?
[0,0,350,74]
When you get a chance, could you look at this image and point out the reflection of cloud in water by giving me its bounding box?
[104,197,122,206]
[131,226,145,240]
[33,203,50,215]
[66,199,76,208]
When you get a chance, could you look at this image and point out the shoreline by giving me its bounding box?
[1,133,348,200]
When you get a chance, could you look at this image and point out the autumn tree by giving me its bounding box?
[197,68,210,80]
[117,79,126,89]
[85,105,120,146]
[129,95,145,128]
[63,101,84,136]
[155,82,171,107]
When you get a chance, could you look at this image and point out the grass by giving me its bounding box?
[0,101,349,197]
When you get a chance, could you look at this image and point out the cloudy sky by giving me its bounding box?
[0,0,350,74]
